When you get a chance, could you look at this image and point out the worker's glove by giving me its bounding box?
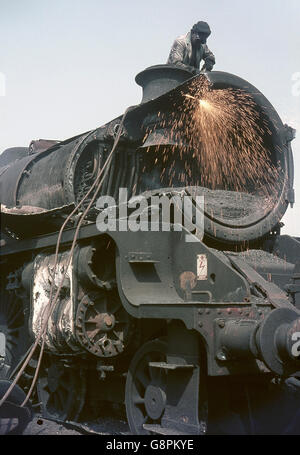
[203,59,214,72]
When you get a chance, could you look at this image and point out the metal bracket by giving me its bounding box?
[227,254,293,309]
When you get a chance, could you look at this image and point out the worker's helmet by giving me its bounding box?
[191,21,211,37]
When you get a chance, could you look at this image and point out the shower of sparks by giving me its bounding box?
[185,94,211,111]
[142,78,282,201]
[198,99,211,109]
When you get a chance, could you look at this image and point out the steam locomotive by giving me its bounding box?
[0,65,299,435]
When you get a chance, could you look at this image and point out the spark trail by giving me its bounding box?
[142,78,282,203]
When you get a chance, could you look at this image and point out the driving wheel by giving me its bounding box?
[37,358,86,422]
[125,338,167,435]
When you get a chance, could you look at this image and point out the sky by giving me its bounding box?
[0,0,299,235]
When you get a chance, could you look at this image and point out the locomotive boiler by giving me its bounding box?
[0,65,299,435]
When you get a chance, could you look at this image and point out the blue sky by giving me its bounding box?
[0,0,299,234]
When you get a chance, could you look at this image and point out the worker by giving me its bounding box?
[167,21,215,74]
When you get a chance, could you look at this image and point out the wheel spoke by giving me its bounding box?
[51,393,59,411]
[149,365,158,381]
[57,388,66,408]
[5,346,13,359]
[136,369,149,389]
[6,335,17,346]
[58,378,70,391]
[133,394,145,405]
[7,327,20,335]
[113,330,123,341]
[7,311,22,327]
[85,328,99,340]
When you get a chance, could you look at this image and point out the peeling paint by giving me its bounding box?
[32,251,81,353]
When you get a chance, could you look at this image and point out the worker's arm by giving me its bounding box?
[167,39,198,74]
[201,45,215,71]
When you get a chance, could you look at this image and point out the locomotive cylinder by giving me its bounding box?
[220,308,300,375]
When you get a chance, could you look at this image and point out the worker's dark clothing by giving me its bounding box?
[167,31,215,73]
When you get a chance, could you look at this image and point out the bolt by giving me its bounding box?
[198,321,203,327]
[92,248,96,253]
[104,316,113,327]
[198,309,203,315]
[218,320,225,328]
[216,350,227,361]
[227,309,231,314]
